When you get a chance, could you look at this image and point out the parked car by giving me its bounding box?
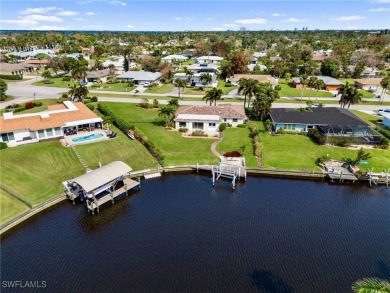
[378,109,390,115]
[143,82,151,87]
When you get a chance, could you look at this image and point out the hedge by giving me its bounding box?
[98,102,164,164]
[376,127,390,140]
[0,74,22,80]
[0,142,8,150]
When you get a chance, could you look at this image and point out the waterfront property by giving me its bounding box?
[270,107,381,144]
[292,76,343,91]
[116,70,162,85]
[63,161,139,213]
[0,101,103,147]
[227,74,278,87]
[173,72,217,87]
[174,104,247,135]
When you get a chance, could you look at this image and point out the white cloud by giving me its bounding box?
[235,18,267,24]
[213,27,224,31]
[272,13,285,17]
[24,15,63,22]
[0,19,38,26]
[86,12,95,15]
[282,17,308,22]
[374,0,390,3]
[56,10,79,16]
[110,1,126,6]
[369,7,390,12]
[206,17,213,21]
[32,25,67,30]
[334,15,367,21]
[223,24,237,27]
[174,17,182,20]
[74,18,87,21]
[127,24,134,28]
[20,7,57,15]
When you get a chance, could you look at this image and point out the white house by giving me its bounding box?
[162,54,187,63]
[187,63,219,73]
[86,69,110,85]
[174,104,247,136]
[0,101,103,147]
[116,71,162,85]
[173,72,217,87]
[196,56,224,64]
[382,112,390,129]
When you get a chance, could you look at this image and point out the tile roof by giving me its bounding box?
[354,78,382,85]
[270,107,370,127]
[229,74,277,85]
[86,69,110,78]
[0,102,101,133]
[175,104,247,121]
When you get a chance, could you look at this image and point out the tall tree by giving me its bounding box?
[238,78,258,108]
[158,106,175,127]
[202,88,223,106]
[199,73,212,88]
[300,75,308,102]
[315,78,325,102]
[123,56,129,72]
[167,98,179,110]
[0,78,7,101]
[70,60,88,81]
[338,82,362,109]
[307,76,318,101]
[380,76,390,103]
[251,83,281,120]
[174,78,187,99]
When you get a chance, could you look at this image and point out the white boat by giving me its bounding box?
[127,133,135,140]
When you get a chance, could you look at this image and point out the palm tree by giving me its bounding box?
[185,67,194,85]
[338,82,362,109]
[200,73,212,88]
[167,98,179,110]
[174,78,187,99]
[68,83,89,102]
[352,278,390,293]
[315,79,325,102]
[68,83,78,101]
[307,76,317,101]
[379,76,390,104]
[300,75,308,102]
[238,78,258,108]
[70,60,88,82]
[202,88,223,106]
[158,106,175,127]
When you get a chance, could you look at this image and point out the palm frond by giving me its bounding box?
[352,278,390,293]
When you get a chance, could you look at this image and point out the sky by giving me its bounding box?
[0,0,389,31]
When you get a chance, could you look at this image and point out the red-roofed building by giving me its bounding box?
[174,104,247,135]
[0,101,103,147]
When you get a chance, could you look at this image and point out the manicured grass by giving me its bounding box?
[350,110,388,132]
[90,82,135,92]
[0,141,85,205]
[102,103,218,166]
[216,127,258,167]
[182,60,195,66]
[145,84,175,94]
[358,90,375,99]
[0,99,59,115]
[258,125,390,171]
[183,87,206,95]
[75,125,158,170]
[0,190,29,225]
[279,79,334,98]
[216,80,237,95]
[33,77,74,88]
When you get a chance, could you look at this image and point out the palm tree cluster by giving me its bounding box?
[338,82,363,109]
[238,78,258,108]
[68,83,89,102]
[202,88,223,106]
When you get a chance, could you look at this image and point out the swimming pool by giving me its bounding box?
[72,133,104,143]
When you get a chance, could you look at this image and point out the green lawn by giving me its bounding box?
[75,125,158,170]
[0,141,85,205]
[0,190,30,224]
[216,127,258,167]
[258,123,390,171]
[279,79,334,98]
[33,77,74,88]
[350,110,388,133]
[102,103,218,166]
[216,80,237,95]
[90,82,135,92]
[145,84,175,94]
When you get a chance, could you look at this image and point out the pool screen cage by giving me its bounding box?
[318,125,382,145]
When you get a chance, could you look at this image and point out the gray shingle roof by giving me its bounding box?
[117,70,162,81]
[292,76,342,85]
[270,107,370,127]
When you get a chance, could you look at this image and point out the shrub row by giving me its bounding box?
[98,102,164,164]
[0,142,8,150]
[248,123,262,158]
[0,74,22,80]
[191,130,207,137]
[307,129,326,145]
[376,127,390,140]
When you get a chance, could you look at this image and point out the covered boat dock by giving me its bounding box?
[63,161,140,214]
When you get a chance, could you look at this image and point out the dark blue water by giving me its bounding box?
[1,175,390,292]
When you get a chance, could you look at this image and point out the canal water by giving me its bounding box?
[1,174,390,292]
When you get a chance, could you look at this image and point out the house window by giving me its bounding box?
[209,123,216,127]
[1,132,14,142]
[224,118,227,122]
[54,127,62,136]
[193,122,204,130]
[232,119,238,123]
[38,129,45,138]
[179,122,186,128]
[46,128,53,137]
[283,124,296,130]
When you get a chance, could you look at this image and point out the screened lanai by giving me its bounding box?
[318,124,382,144]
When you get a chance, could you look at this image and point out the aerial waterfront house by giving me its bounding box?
[174,104,247,135]
[0,101,103,147]
[270,107,381,144]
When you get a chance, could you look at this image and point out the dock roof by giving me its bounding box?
[72,161,132,193]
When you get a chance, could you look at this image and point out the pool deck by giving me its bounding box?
[61,129,110,146]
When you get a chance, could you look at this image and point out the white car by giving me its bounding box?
[143,82,151,87]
